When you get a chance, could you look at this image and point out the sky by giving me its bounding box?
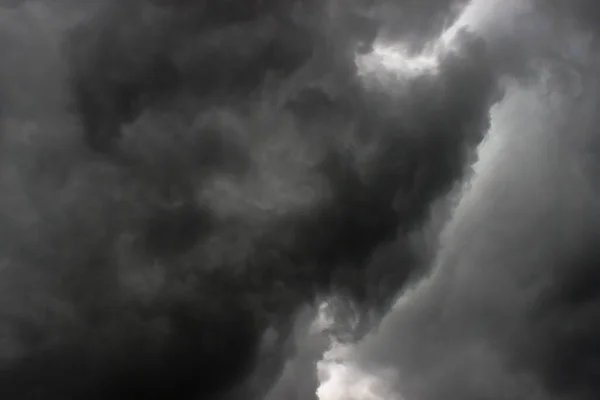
[309,2,600,400]
[1,0,600,399]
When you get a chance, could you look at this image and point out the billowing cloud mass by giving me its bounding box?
[316,1,600,400]
[0,0,598,399]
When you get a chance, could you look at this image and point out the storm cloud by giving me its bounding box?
[316,2,600,400]
[0,0,595,399]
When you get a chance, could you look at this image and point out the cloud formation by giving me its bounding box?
[3,0,595,399]
[321,2,600,400]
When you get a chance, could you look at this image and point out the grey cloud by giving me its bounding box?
[348,6,600,400]
[0,0,513,399]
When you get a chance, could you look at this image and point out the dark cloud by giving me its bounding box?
[342,2,600,400]
[0,0,505,399]
[539,0,600,36]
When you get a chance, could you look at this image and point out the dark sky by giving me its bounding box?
[0,1,599,399]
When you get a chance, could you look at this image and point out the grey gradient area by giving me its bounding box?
[0,0,502,399]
